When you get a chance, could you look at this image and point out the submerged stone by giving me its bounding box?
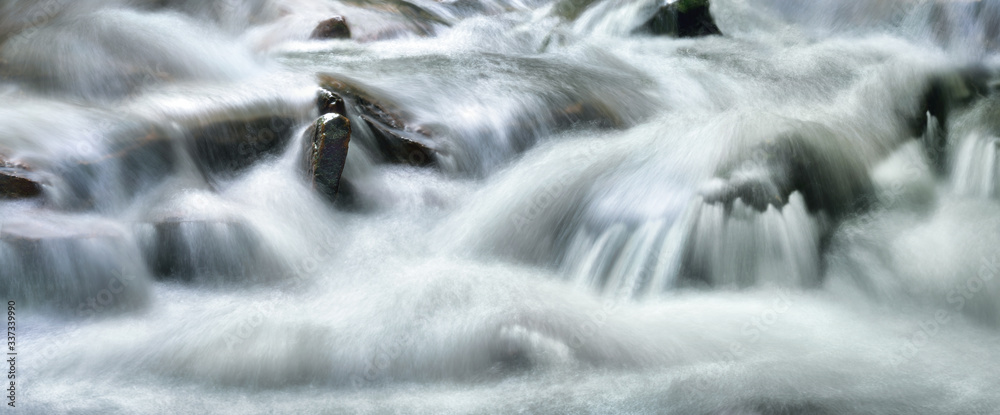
[55,126,176,210]
[0,167,42,199]
[310,16,351,40]
[137,219,282,283]
[700,134,873,217]
[185,115,297,175]
[361,114,435,167]
[637,0,721,38]
[918,67,996,173]
[318,74,438,166]
[54,113,298,210]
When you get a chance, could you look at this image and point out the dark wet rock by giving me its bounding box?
[636,0,721,38]
[918,67,996,173]
[921,67,995,124]
[700,134,873,217]
[682,135,854,289]
[318,75,409,129]
[320,53,654,176]
[303,113,351,202]
[310,16,351,40]
[361,114,435,166]
[0,166,42,199]
[137,219,282,283]
[317,88,347,117]
[185,115,297,175]
[318,74,438,166]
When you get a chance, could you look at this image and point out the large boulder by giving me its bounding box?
[317,74,437,167]
[918,67,995,174]
[699,133,873,217]
[0,157,42,199]
[636,0,721,38]
[184,115,298,176]
[302,113,351,202]
[310,16,351,40]
[359,114,435,166]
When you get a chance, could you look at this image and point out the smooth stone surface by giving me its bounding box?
[303,113,351,201]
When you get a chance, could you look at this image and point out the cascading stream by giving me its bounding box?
[3,0,1000,414]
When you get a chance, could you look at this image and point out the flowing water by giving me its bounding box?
[2,0,1000,413]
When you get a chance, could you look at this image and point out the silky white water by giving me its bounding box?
[2,0,1000,414]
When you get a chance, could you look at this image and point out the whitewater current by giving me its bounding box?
[2,0,1000,414]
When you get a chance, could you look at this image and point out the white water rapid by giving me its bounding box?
[2,0,1000,414]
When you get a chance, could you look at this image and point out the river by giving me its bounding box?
[2,0,1000,414]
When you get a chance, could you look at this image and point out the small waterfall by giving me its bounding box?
[681,192,828,288]
[0,216,151,313]
[946,84,1000,200]
[560,190,829,296]
[561,213,689,299]
[562,190,829,297]
[4,0,1000,413]
[136,219,285,283]
[952,131,1000,199]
